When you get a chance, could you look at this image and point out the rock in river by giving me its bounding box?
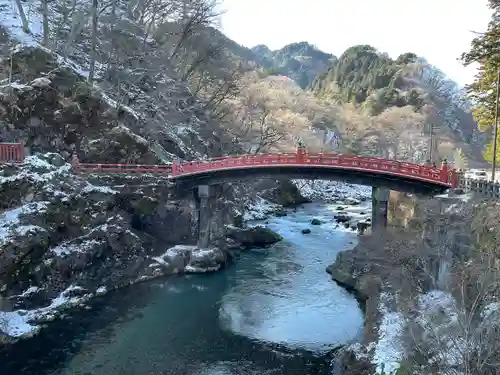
[311,218,322,225]
[226,225,283,248]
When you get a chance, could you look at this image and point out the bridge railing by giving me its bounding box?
[458,176,500,199]
[69,152,456,188]
[170,152,449,184]
[0,143,25,163]
[74,162,172,174]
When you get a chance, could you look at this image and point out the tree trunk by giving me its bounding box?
[41,0,49,47]
[14,0,30,33]
[88,0,99,83]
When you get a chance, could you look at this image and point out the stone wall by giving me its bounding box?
[387,190,418,228]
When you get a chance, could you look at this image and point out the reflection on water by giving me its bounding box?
[0,203,365,375]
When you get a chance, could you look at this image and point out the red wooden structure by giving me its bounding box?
[0,143,25,163]
[71,150,457,189]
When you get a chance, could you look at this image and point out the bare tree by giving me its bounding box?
[453,148,468,170]
[253,109,285,153]
[88,0,99,83]
[41,0,50,46]
[14,0,30,33]
[227,95,285,154]
[169,0,222,60]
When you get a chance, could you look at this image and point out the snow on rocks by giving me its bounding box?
[0,154,71,185]
[50,239,104,257]
[415,290,466,369]
[243,197,282,221]
[0,285,92,339]
[293,180,371,203]
[0,201,49,246]
[150,245,226,274]
[482,301,500,319]
[0,153,159,332]
[30,77,52,88]
[372,293,405,374]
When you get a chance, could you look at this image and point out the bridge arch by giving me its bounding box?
[170,152,456,195]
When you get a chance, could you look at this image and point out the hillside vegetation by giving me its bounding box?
[0,0,487,169]
[309,45,484,164]
[251,42,335,89]
[203,40,485,166]
[462,0,500,163]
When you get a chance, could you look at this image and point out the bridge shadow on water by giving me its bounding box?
[0,269,337,375]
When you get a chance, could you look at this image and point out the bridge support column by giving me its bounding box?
[197,185,213,249]
[372,187,389,232]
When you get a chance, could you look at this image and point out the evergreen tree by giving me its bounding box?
[461,0,500,162]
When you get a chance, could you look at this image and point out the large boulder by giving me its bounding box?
[262,180,310,207]
[335,214,351,223]
[226,225,283,248]
[150,245,227,274]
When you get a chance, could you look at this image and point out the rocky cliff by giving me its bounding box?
[327,194,500,374]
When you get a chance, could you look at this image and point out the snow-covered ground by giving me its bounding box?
[372,293,405,374]
[370,290,463,374]
[364,288,500,374]
[0,284,101,338]
[293,180,371,203]
[243,197,282,221]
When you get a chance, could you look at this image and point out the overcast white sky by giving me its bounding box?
[220,0,492,87]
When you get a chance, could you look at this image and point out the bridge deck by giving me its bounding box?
[72,152,455,192]
[0,144,456,193]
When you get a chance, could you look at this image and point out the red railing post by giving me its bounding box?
[171,162,179,176]
[449,170,458,188]
[296,144,306,163]
[439,159,449,183]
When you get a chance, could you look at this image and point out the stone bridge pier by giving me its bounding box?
[372,186,389,231]
[196,185,214,249]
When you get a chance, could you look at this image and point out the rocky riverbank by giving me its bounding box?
[0,156,273,341]
[0,148,373,344]
[326,192,500,375]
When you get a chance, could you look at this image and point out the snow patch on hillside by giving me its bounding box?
[372,293,405,374]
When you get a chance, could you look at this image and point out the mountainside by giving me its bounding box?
[308,45,486,166]
[194,31,485,166]
[210,39,485,166]
[251,42,336,89]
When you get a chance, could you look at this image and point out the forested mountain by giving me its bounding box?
[308,44,485,165]
[250,42,336,88]
[0,0,486,167]
[196,34,484,166]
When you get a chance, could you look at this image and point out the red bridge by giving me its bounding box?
[0,143,457,194]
